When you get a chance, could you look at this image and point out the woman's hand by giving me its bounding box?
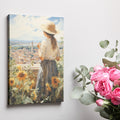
[56,57,60,61]
[40,56,44,61]
[37,43,41,49]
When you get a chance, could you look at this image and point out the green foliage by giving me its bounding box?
[116,53,120,62]
[71,87,84,99]
[74,74,80,79]
[79,90,95,105]
[9,62,64,105]
[71,87,95,105]
[100,110,110,119]
[116,40,119,47]
[99,40,109,49]
[80,65,88,76]
[95,106,104,112]
[86,82,91,85]
[75,68,81,74]
[72,40,120,120]
[105,49,115,58]
[89,67,94,72]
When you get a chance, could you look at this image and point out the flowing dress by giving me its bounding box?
[36,38,60,99]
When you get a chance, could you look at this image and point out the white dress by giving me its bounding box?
[36,38,60,101]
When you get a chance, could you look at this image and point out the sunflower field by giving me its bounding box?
[8,54,64,105]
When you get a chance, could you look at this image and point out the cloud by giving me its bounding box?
[55,18,64,41]
[9,15,64,41]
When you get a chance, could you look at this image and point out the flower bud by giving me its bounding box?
[96,99,109,106]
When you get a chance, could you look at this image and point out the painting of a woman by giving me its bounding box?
[8,15,64,105]
[36,20,62,102]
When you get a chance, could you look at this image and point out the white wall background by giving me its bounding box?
[0,0,120,120]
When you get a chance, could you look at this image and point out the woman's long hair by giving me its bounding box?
[44,32,57,50]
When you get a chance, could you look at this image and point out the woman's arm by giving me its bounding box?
[38,40,47,61]
[38,49,44,61]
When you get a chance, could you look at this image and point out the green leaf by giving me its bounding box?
[74,74,80,79]
[89,67,94,72]
[99,40,109,49]
[116,40,119,47]
[79,91,95,105]
[100,110,109,119]
[80,65,88,76]
[94,106,104,112]
[86,73,91,80]
[116,53,120,61]
[86,82,91,85]
[75,68,81,74]
[71,87,84,99]
[82,76,86,88]
[105,49,115,58]
[77,78,83,82]
[114,48,118,52]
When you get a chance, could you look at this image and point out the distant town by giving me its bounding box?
[9,40,64,65]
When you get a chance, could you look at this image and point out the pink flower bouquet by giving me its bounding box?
[72,40,120,120]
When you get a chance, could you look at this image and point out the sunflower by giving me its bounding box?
[17,65,22,71]
[17,71,27,81]
[16,85,19,89]
[51,76,60,88]
[46,83,51,92]
[30,85,33,89]
[33,91,37,101]
[30,80,35,89]
[16,84,23,89]
[31,80,35,86]
[9,78,15,86]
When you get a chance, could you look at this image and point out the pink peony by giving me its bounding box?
[118,64,120,67]
[111,88,120,105]
[109,68,120,81]
[90,70,109,83]
[96,99,109,106]
[114,80,120,86]
[94,65,103,72]
[95,79,113,99]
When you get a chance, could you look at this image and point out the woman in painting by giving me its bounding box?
[36,20,60,102]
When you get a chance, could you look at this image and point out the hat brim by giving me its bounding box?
[40,25,57,35]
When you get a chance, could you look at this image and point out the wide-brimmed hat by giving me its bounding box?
[40,20,57,35]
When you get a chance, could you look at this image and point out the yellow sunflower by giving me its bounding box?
[30,85,33,89]
[9,78,15,86]
[30,80,35,89]
[17,71,27,81]
[46,83,51,92]
[16,84,23,89]
[31,80,35,86]
[16,84,19,88]
[51,76,60,88]
[17,65,22,71]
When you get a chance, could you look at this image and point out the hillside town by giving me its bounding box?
[10,41,63,65]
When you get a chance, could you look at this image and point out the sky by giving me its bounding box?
[9,14,64,42]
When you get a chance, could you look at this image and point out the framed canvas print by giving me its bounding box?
[8,14,64,105]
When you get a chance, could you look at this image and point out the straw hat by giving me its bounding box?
[40,20,57,35]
